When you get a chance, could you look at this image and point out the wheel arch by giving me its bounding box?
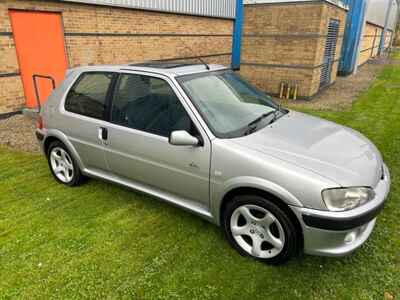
[43,130,85,171]
[216,177,303,220]
[44,136,61,154]
[217,181,304,249]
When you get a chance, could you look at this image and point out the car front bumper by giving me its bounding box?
[291,163,391,257]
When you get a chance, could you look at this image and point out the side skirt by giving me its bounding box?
[83,168,216,224]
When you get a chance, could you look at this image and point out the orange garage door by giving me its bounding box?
[9,10,68,108]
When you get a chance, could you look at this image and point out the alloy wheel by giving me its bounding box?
[230,204,285,259]
[50,147,74,183]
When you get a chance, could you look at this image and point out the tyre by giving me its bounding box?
[47,141,86,186]
[222,194,300,265]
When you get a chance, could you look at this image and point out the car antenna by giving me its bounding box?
[182,44,210,70]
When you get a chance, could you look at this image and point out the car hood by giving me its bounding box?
[231,111,383,187]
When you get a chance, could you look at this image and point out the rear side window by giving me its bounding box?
[65,72,114,120]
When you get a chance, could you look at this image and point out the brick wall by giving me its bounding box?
[0,0,233,114]
[358,23,383,66]
[239,1,346,98]
[357,22,395,67]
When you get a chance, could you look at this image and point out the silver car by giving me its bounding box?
[36,63,391,264]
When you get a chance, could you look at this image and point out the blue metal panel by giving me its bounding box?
[339,0,367,75]
[231,0,243,70]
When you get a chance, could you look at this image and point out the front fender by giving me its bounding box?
[210,176,303,226]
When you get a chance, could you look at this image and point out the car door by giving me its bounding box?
[61,71,117,172]
[103,72,211,207]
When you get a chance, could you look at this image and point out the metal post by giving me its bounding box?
[32,74,56,110]
[231,0,243,70]
[378,0,393,55]
[389,1,400,49]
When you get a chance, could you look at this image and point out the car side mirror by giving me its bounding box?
[169,130,200,146]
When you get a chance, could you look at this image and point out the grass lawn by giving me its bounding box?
[1,59,400,299]
[392,49,400,61]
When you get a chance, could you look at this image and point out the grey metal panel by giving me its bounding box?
[60,0,236,19]
[365,0,398,30]
[387,1,399,30]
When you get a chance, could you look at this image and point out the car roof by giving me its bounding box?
[68,62,229,77]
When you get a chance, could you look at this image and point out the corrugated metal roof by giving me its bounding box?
[243,0,349,10]
[60,0,237,19]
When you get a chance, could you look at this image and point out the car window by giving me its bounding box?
[111,74,193,138]
[65,72,114,120]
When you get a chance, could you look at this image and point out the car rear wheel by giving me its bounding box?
[47,141,86,186]
[222,195,300,265]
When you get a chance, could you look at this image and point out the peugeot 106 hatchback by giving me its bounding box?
[36,63,391,264]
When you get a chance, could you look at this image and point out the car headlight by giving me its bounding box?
[322,187,375,212]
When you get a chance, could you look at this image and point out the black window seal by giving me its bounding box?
[104,73,120,122]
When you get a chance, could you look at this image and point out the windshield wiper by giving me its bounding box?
[245,109,281,136]
[247,111,277,127]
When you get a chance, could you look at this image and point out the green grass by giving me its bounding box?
[391,49,400,61]
[1,61,400,299]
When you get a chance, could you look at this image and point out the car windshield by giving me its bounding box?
[178,70,284,138]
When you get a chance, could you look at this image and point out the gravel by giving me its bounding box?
[0,114,40,153]
[277,56,392,111]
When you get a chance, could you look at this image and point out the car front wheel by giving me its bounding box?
[223,195,300,265]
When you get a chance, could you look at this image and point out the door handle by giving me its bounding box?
[98,127,108,141]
